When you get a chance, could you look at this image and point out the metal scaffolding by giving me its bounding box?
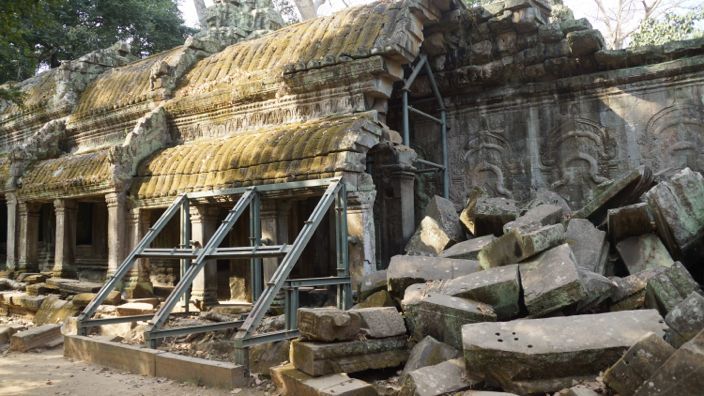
[76,177,352,369]
[401,53,449,198]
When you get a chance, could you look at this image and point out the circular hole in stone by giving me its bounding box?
[658,320,664,324]
[512,332,516,335]
[527,345,533,348]
[497,339,503,342]
[495,332,500,336]
[514,338,519,341]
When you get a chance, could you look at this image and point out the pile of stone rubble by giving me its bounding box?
[273,167,704,396]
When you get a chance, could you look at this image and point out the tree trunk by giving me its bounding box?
[293,0,322,20]
[193,0,207,26]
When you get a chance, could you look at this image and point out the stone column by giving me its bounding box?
[392,169,416,242]
[52,199,77,278]
[5,193,17,271]
[124,207,153,298]
[105,192,127,277]
[17,200,40,273]
[260,201,281,283]
[190,205,219,307]
[346,189,377,290]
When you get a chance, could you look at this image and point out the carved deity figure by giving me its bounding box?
[643,103,704,173]
[462,117,514,199]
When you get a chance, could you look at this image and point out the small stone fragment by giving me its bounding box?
[440,235,496,260]
[665,291,704,347]
[503,204,563,233]
[387,255,481,297]
[351,307,406,338]
[297,307,361,342]
[565,218,609,274]
[645,261,701,315]
[402,336,460,376]
[479,223,565,269]
[400,358,480,396]
[616,233,674,274]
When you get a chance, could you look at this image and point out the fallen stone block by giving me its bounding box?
[249,340,290,375]
[405,195,464,255]
[644,167,704,254]
[400,358,480,396]
[430,264,521,320]
[665,291,704,347]
[0,325,24,344]
[34,295,80,325]
[440,235,496,260]
[387,255,481,297]
[479,223,565,268]
[406,293,496,348]
[556,386,602,396]
[570,270,618,314]
[645,261,701,315]
[10,324,62,352]
[461,392,519,396]
[290,336,408,376]
[297,307,361,342]
[616,233,674,274]
[271,363,376,396]
[607,203,655,242]
[354,289,395,309]
[351,307,406,338]
[462,310,669,394]
[603,332,675,396]
[358,270,387,300]
[565,218,608,274]
[8,293,47,312]
[634,328,704,396]
[519,244,587,317]
[0,277,25,291]
[566,29,604,56]
[116,302,156,316]
[72,291,121,308]
[503,204,563,233]
[609,268,665,311]
[21,273,49,284]
[155,352,246,388]
[47,278,103,294]
[402,336,459,377]
[25,282,61,296]
[460,195,519,236]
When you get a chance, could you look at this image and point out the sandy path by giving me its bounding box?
[0,347,267,396]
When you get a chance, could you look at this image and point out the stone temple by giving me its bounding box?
[1,0,703,306]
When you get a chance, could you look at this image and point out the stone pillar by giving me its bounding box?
[17,201,40,273]
[124,207,153,298]
[261,201,289,283]
[52,199,77,278]
[105,192,127,277]
[346,190,377,290]
[190,205,219,307]
[5,193,17,271]
[393,169,416,242]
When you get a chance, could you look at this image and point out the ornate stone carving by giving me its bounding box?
[541,110,614,208]
[9,118,67,190]
[643,103,704,173]
[462,116,515,199]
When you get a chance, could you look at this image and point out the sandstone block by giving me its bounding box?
[566,29,604,56]
[64,335,159,376]
[290,336,408,376]
[358,270,387,300]
[34,295,80,325]
[538,23,564,43]
[405,195,464,256]
[402,336,459,376]
[155,352,246,388]
[462,310,668,394]
[565,218,608,274]
[665,291,704,347]
[645,261,701,315]
[116,302,156,316]
[400,358,480,396]
[440,235,496,260]
[354,290,394,309]
[271,363,376,396]
[616,233,674,274]
[479,223,565,268]
[607,203,655,242]
[503,204,563,233]
[297,308,361,342]
[520,244,586,317]
[603,332,675,396]
[10,324,62,352]
[0,325,24,344]
[460,196,519,236]
[560,17,592,34]
[249,340,290,375]
[387,255,480,297]
[571,270,618,313]
[351,307,406,338]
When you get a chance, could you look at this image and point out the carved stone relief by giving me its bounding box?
[642,103,704,174]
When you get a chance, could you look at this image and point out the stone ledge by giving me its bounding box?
[64,335,247,388]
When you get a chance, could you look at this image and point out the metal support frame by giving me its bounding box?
[402,54,449,198]
[76,177,351,370]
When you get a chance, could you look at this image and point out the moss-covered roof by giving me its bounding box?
[19,149,113,199]
[132,113,382,199]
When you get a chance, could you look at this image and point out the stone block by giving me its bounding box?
[405,195,464,256]
[519,244,586,317]
[402,336,459,376]
[155,352,246,388]
[0,325,24,344]
[354,290,395,309]
[297,307,361,342]
[503,204,563,233]
[571,270,618,313]
[462,310,669,394]
[634,328,704,396]
[645,168,704,254]
[116,302,156,316]
[249,340,290,375]
[479,223,565,269]
[607,203,655,242]
[358,270,387,300]
[34,295,79,325]
[440,235,496,260]
[271,363,376,396]
[64,334,159,376]
[25,282,61,296]
[460,195,519,236]
[351,307,406,338]
[400,358,480,396]
[387,255,481,297]
[565,218,608,273]
[560,17,592,33]
[10,324,62,352]
[645,261,701,315]
[616,234,674,274]
[72,291,121,308]
[406,293,496,348]
[471,39,494,64]
[539,23,564,43]
[665,291,704,347]
[566,29,604,56]
[461,392,519,396]
[10,293,46,312]
[290,336,408,376]
[430,264,521,320]
[603,332,675,396]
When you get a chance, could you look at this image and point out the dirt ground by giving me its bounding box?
[0,347,267,396]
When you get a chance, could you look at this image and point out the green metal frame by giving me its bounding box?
[75,178,352,370]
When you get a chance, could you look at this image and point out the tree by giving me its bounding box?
[630,7,704,47]
[0,0,194,92]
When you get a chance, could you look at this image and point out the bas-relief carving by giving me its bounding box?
[643,103,704,174]
[541,111,615,209]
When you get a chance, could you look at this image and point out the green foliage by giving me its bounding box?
[0,0,195,99]
[630,7,704,47]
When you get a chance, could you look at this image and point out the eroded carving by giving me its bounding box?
[462,116,515,199]
[643,103,704,173]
